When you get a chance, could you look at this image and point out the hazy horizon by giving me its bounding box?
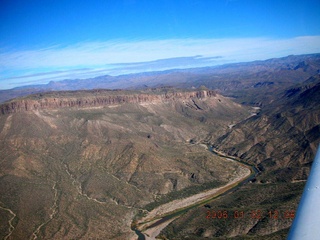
[1,0,320,89]
[1,51,320,90]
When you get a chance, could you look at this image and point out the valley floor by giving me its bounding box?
[135,148,252,239]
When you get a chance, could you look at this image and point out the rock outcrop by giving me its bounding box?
[0,89,217,115]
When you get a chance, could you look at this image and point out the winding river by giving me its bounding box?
[132,145,259,240]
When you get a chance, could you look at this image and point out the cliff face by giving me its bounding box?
[0,90,217,115]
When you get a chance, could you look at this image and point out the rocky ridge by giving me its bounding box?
[211,76,320,183]
[1,54,319,105]
[0,89,217,115]
[157,76,320,240]
[0,87,247,239]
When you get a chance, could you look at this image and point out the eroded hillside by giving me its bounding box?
[0,89,248,239]
[0,89,219,114]
[212,76,320,183]
[160,76,320,239]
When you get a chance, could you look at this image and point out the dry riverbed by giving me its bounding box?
[135,161,251,239]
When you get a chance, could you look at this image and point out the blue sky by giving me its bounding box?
[1,0,320,89]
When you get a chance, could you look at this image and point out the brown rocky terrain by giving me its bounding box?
[1,55,319,239]
[212,75,320,183]
[0,89,217,115]
[159,75,320,239]
[0,88,248,239]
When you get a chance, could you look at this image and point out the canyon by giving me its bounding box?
[0,54,320,239]
[0,88,248,239]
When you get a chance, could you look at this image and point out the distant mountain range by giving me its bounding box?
[160,63,320,240]
[0,53,320,239]
[1,53,319,104]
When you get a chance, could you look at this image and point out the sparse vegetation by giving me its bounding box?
[145,180,225,211]
[0,54,319,239]
[0,90,247,239]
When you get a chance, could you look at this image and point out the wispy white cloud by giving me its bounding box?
[1,36,320,89]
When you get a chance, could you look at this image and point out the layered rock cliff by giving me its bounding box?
[0,89,217,115]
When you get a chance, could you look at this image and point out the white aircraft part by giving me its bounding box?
[288,146,320,239]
